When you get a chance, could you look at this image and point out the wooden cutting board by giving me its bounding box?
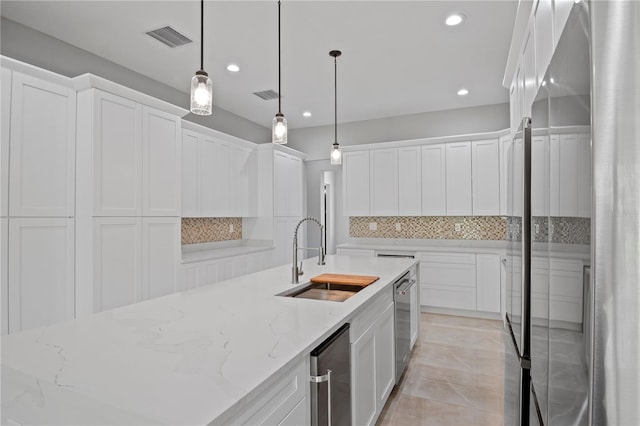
[310,273,380,287]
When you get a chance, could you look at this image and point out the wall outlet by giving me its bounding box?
[229,223,234,233]
[454,223,462,232]
[534,224,540,235]
[395,223,402,231]
[369,222,377,231]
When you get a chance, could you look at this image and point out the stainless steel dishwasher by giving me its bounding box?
[310,323,351,426]
[393,271,416,383]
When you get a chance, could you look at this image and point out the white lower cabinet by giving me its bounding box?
[351,288,396,426]
[409,275,419,348]
[92,217,179,313]
[419,252,477,311]
[215,357,309,426]
[1,217,8,335]
[476,254,502,313]
[7,218,75,333]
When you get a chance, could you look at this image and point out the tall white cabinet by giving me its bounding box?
[75,75,185,316]
[1,59,77,334]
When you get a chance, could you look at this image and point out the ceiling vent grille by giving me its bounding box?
[253,90,280,100]
[146,26,193,48]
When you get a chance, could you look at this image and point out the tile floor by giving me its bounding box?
[377,312,507,426]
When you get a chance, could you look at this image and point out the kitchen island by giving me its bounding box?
[1,254,416,425]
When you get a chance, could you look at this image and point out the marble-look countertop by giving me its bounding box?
[181,239,274,264]
[337,239,590,261]
[1,255,416,425]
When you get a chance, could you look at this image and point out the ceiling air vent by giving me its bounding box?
[146,26,193,48]
[253,90,280,100]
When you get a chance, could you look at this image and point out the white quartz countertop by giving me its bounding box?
[181,240,274,264]
[1,255,416,425]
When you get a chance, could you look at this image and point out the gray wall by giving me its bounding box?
[288,103,510,160]
[0,17,271,143]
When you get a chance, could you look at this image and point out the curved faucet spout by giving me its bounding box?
[292,216,326,284]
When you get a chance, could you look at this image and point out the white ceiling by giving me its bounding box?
[1,1,517,130]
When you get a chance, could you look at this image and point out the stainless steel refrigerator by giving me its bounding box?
[504,2,592,424]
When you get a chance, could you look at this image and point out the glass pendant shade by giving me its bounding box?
[272,113,288,144]
[330,143,342,165]
[190,71,213,115]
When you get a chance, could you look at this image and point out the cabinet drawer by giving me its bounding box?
[417,252,475,265]
[421,286,476,311]
[420,262,476,288]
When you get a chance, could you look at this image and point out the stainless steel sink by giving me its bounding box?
[277,281,365,302]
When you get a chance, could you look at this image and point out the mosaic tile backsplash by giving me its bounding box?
[181,218,242,245]
[505,216,590,245]
[349,216,507,240]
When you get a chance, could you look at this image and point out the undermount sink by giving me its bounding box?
[277,281,366,302]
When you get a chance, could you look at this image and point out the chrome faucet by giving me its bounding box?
[292,216,325,284]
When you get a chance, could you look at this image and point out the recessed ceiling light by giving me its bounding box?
[303,111,312,117]
[226,64,240,72]
[445,14,465,26]
[457,88,469,96]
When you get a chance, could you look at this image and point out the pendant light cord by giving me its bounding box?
[334,55,337,144]
[200,0,204,70]
[278,1,282,114]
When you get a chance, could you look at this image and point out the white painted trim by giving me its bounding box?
[181,119,257,150]
[340,129,510,153]
[0,55,75,88]
[255,142,307,160]
[72,73,188,117]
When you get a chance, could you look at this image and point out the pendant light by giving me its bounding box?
[190,0,213,115]
[330,50,342,165]
[272,0,287,144]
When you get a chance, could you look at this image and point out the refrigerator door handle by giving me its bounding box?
[310,369,333,426]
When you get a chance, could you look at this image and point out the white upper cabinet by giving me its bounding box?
[531,135,550,217]
[471,139,500,216]
[181,129,201,217]
[521,27,537,118]
[558,134,579,216]
[142,106,181,216]
[343,151,370,216]
[398,146,421,216]
[421,144,446,216]
[8,72,76,217]
[534,0,554,85]
[577,133,591,218]
[8,218,75,333]
[550,132,590,218]
[445,142,472,216]
[499,135,512,216]
[274,151,303,217]
[370,148,398,216]
[181,124,257,218]
[87,90,143,216]
[2,68,12,217]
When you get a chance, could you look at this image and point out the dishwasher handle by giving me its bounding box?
[396,278,416,296]
[310,369,332,426]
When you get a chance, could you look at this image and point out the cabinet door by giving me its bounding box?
[343,151,370,216]
[421,144,446,216]
[531,135,550,217]
[274,151,289,217]
[446,142,472,216]
[142,217,179,300]
[181,130,201,217]
[352,324,377,426]
[577,134,591,218]
[499,135,512,216]
[472,139,500,215]
[9,72,76,217]
[521,27,537,116]
[288,155,303,217]
[93,217,142,312]
[1,68,11,217]
[8,218,74,333]
[535,0,554,85]
[558,134,579,216]
[410,280,419,348]
[142,106,180,216]
[201,260,221,286]
[93,91,142,216]
[370,148,398,216]
[375,302,395,413]
[398,146,421,216]
[512,137,524,217]
[1,218,7,335]
[476,254,501,313]
[200,136,220,217]
[181,263,202,291]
